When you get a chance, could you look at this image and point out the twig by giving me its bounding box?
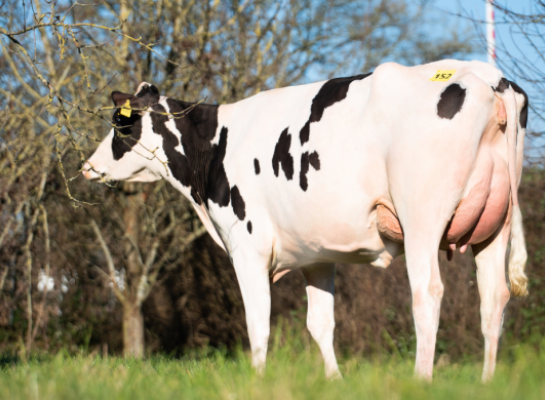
[90,219,126,302]
[31,205,51,342]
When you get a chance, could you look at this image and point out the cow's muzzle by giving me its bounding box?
[82,161,103,181]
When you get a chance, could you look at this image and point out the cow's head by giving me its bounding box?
[83,82,164,182]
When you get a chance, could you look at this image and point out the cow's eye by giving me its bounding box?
[115,116,121,123]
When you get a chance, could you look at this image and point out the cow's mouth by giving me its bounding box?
[86,172,108,182]
[82,162,107,182]
[130,167,147,176]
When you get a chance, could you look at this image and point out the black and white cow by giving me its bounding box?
[84,59,529,381]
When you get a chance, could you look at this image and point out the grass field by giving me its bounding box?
[1,342,544,400]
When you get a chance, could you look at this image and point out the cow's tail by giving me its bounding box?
[502,84,528,297]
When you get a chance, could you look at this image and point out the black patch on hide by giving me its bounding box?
[207,127,231,207]
[309,151,321,170]
[247,221,252,234]
[437,83,466,119]
[299,73,372,145]
[111,110,143,160]
[299,151,321,191]
[150,101,233,207]
[135,84,161,104]
[299,152,310,191]
[230,185,246,220]
[272,128,294,180]
[509,80,529,129]
[254,158,261,175]
[494,78,510,93]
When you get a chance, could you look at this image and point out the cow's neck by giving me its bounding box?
[151,99,231,209]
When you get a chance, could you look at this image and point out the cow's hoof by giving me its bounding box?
[326,369,343,381]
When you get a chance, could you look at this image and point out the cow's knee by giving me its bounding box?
[429,280,444,302]
[413,278,443,308]
[412,289,437,326]
[481,285,509,335]
[493,285,510,311]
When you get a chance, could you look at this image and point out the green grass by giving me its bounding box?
[1,343,545,400]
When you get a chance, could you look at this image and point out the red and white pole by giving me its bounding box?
[486,0,497,67]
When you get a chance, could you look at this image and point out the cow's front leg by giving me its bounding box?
[405,238,444,380]
[232,251,271,374]
[472,220,511,382]
[301,263,341,379]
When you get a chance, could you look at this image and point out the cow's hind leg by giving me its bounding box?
[232,251,271,374]
[472,219,511,382]
[404,231,445,380]
[301,264,341,379]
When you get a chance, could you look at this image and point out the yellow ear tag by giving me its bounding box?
[429,69,456,82]
[120,99,132,117]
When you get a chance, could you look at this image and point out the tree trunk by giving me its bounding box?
[123,182,142,272]
[122,182,145,358]
[123,300,144,358]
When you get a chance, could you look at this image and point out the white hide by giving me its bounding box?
[85,60,527,381]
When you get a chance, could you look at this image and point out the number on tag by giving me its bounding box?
[429,69,456,82]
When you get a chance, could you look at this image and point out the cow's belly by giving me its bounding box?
[269,198,401,276]
[276,224,384,265]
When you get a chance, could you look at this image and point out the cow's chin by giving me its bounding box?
[125,168,161,182]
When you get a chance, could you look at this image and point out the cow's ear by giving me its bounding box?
[111,91,133,107]
[134,82,160,107]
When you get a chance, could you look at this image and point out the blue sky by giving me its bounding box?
[434,0,536,63]
[433,0,543,137]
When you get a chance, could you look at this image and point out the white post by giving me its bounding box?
[486,0,497,67]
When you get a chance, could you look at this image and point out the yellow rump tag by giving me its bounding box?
[429,69,456,82]
[120,99,132,117]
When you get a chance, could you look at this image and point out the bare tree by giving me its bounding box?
[89,182,207,357]
[0,0,475,356]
